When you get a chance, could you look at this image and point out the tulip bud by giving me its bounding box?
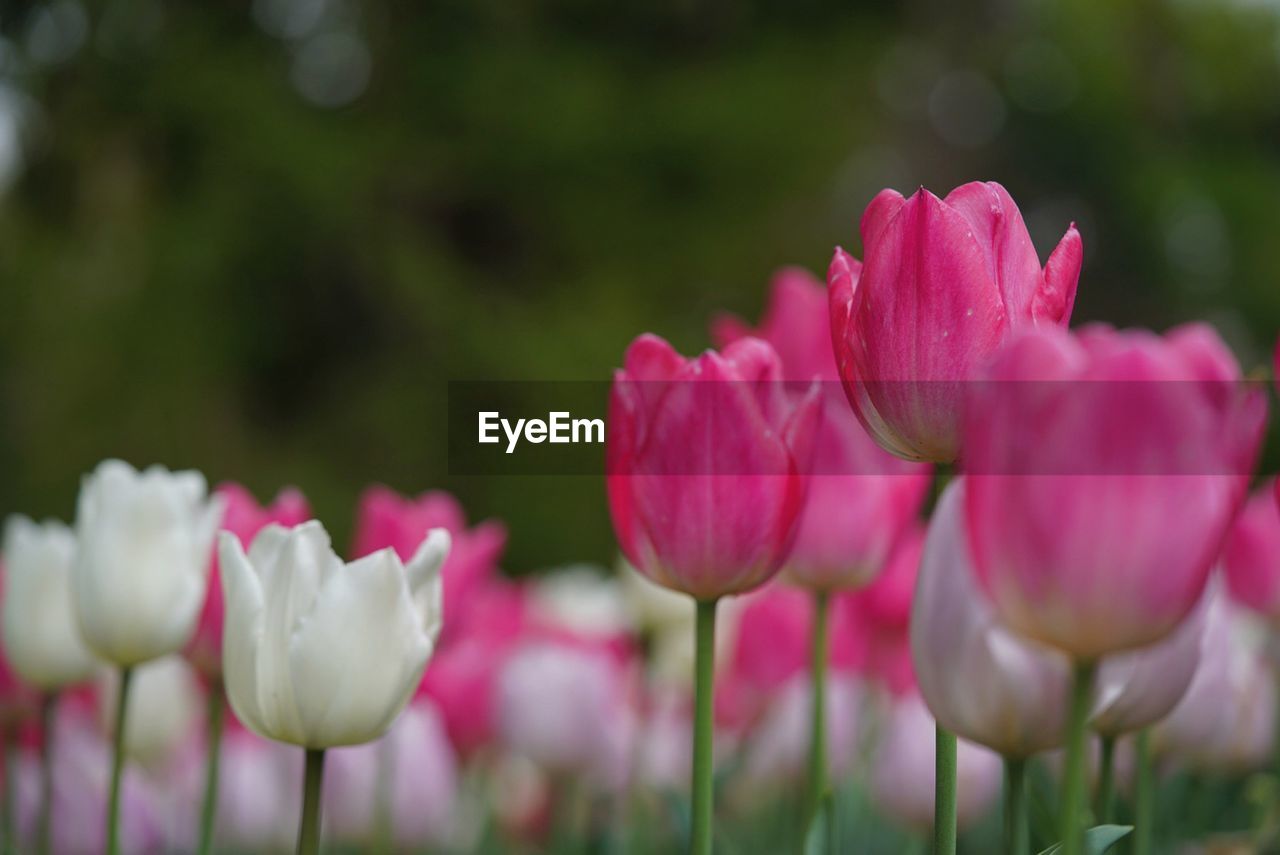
[713,269,930,591]
[964,324,1265,659]
[1090,591,1206,738]
[2,516,100,689]
[829,182,1082,462]
[911,479,1071,758]
[1222,482,1280,620]
[187,484,311,678]
[869,693,1002,833]
[72,460,224,667]
[219,520,448,748]
[607,334,819,600]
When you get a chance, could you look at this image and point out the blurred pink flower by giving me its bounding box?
[186,483,310,678]
[1223,481,1280,619]
[738,673,861,790]
[911,479,1070,758]
[607,334,818,599]
[324,698,459,848]
[869,692,1002,833]
[212,724,301,851]
[965,324,1265,659]
[829,182,1082,462]
[713,269,930,591]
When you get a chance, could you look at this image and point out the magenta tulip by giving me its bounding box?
[1223,481,1280,620]
[965,323,1266,659]
[607,333,819,600]
[911,479,1071,758]
[829,181,1082,462]
[713,268,930,590]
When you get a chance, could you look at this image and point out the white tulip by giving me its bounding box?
[99,655,201,767]
[219,520,448,748]
[2,516,100,688]
[71,460,223,666]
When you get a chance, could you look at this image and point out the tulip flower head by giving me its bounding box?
[964,324,1265,659]
[713,268,930,591]
[2,516,100,689]
[219,520,449,748]
[829,181,1083,463]
[607,333,819,600]
[72,460,224,667]
[910,479,1071,758]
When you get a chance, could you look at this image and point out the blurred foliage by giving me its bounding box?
[2,0,1280,570]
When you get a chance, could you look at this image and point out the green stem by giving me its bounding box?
[198,682,225,855]
[807,590,830,824]
[1061,661,1096,855]
[691,598,718,855]
[934,725,957,855]
[1132,730,1152,855]
[1003,757,1028,855]
[106,666,133,855]
[36,693,58,855]
[297,748,326,855]
[1095,735,1116,825]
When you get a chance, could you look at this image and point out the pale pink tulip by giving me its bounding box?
[1223,481,1280,619]
[965,324,1265,659]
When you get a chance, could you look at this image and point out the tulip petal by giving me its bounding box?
[1036,224,1082,324]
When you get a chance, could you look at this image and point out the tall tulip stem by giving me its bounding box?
[807,590,830,826]
[1002,757,1028,855]
[1095,735,1116,824]
[36,692,59,855]
[934,725,957,855]
[198,682,225,855]
[297,748,326,855]
[1133,730,1153,855]
[1061,660,1096,855]
[692,598,719,855]
[107,666,133,855]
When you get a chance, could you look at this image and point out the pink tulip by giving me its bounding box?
[635,687,692,792]
[869,692,1002,833]
[738,673,861,790]
[1090,591,1206,738]
[324,698,459,847]
[187,484,310,678]
[352,486,507,644]
[1223,481,1280,619]
[1153,591,1275,773]
[829,181,1082,462]
[713,269,931,590]
[911,479,1071,758]
[213,725,301,851]
[607,334,819,600]
[964,324,1266,659]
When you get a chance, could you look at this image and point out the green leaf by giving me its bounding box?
[1036,824,1134,855]
[802,794,835,855]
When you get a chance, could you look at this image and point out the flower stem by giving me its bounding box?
[934,724,957,855]
[1095,734,1116,824]
[297,748,326,855]
[36,692,59,855]
[1002,756,1028,855]
[1060,660,1096,855]
[807,590,830,825]
[1132,730,1152,855]
[198,681,225,855]
[107,666,133,855]
[691,598,718,855]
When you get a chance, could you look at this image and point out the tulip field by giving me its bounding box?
[8,3,1280,855]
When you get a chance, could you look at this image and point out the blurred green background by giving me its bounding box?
[2,0,1279,571]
